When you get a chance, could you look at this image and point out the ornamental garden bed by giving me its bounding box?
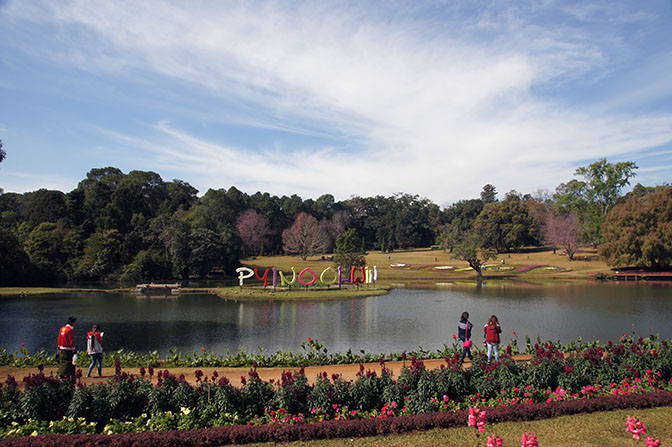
[1,334,671,443]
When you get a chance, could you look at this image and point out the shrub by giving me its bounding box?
[240,368,274,418]
[270,368,310,415]
[19,374,73,422]
[214,376,242,415]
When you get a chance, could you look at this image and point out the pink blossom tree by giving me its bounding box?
[282,212,331,260]
[543,210,581,260]
[236,209,272,257]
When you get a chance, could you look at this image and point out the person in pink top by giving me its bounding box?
[484,315,502,362]
[86,324,104,377]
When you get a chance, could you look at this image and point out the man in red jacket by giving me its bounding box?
[57,316,77,378]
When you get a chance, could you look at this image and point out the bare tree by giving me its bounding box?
[236,209,272,256]
[282,212,330,260]
[544,211,581,260]
[320,210,351,252]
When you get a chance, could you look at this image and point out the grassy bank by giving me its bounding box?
[239,406,671,447]
[212,285,390,300]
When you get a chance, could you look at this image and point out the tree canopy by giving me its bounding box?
[599,186,672,270]
[0,157,661,284]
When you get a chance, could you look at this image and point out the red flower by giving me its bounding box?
[308,337,312,342]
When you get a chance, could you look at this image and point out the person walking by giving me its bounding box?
[484,315,502,362]
[57,316,77,378]
[458,312,473,364]
[86,324,104,377]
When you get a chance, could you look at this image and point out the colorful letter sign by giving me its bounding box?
[235,265,377,287]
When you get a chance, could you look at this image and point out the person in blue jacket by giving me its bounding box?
[458,311,473,363]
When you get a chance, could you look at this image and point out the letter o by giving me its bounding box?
[320,267,338,285]
[298,267,317,286]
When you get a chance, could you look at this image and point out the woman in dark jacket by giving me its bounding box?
[458,312,473,363]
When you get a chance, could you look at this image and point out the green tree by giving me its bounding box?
[333,229,366,273]
[0,227,31,284]
[452,232,497,278]
[480,184,498,203]
[74,230,123,279]
[555,159,637,246]
[188,228,227,277]
[22,189,68,228]
[575,159,638,217]
[599,186,672,270]
[473,199,540,253]
[121,249,172,281]
[0,139,5,163]
[24,222,70,280]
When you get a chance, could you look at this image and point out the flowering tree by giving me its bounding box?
[543,210,581,260]
[236,209,272,256]
[282,212,331,260]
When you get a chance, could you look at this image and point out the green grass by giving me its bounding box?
[244,246,613,286]
[239,406,672,447]
[0,287,133,297]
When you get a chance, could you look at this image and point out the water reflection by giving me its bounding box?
[0,282,670,356]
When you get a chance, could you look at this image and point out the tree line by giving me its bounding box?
[0,159,670,285]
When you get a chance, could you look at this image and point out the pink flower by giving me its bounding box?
[521,433,538,447]
[487,435,504,447]
[646,437,661,447]
[468,407,487,432]
[626,416,647,440]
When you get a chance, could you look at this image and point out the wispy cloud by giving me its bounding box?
[4,0,672,201]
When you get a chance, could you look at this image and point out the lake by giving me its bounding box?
[1,281,670,356]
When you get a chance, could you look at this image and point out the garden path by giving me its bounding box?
[0,355,534,390]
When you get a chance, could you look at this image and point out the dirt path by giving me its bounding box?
[0,355,534,390]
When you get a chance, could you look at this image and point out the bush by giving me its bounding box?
[19,374,73,422]
[240,368,274,418]
[270,368,310,415]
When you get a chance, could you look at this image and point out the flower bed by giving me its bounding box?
[508,265,546,273]
[1,334,672,442]
[2,391,671,446]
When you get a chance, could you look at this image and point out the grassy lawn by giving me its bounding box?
[243,246,613,287]
[0,287,134,297]
[241,406,672,447]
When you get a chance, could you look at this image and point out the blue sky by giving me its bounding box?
[1,0,671,205]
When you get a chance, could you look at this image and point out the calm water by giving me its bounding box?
[1,282,670,356]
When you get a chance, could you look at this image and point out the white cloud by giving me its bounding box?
[4,0,672,202]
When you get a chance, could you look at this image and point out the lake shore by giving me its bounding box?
[0,247,620,298]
